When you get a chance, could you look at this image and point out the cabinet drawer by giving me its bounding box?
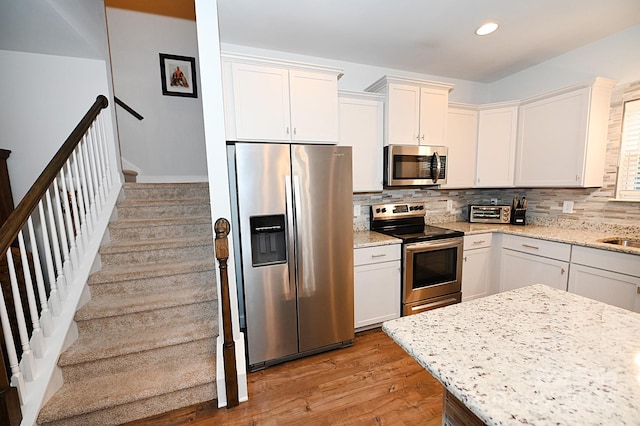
[463,233,492,250]
[354,244,401,266]
[502,234,571,261]
[571,245,640,277]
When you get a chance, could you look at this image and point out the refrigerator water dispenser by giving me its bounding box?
[249,215,286,266]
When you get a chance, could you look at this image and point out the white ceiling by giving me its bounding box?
[217,0,640,83]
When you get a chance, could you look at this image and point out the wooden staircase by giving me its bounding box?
[37,183,219,425]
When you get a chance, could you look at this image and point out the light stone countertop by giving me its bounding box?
[353,231,402,248]
[382,284,640,426]
[436,222,640,256]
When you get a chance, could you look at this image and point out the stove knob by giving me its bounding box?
[375,208,381,213]
[419,206,424,210]
[381,208,387,213]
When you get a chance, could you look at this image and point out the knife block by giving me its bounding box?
[511,208,526,225]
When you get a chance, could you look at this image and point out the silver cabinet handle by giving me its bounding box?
[522,244,539,250]
[561,268,566,275]
[286,127,290,134]
[293,127,297,135]
[421,134,425,141]
[464,256,468,262]
[636,286,640,295]
[472,240,486,245]
[371,253,387,258]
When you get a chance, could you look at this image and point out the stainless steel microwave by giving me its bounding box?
[384,145,448,186]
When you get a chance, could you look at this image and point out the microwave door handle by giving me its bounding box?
[432,152,441,184]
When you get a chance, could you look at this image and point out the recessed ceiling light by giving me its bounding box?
[476,22,499,36]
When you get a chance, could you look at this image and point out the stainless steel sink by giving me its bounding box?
[600,238,640,248]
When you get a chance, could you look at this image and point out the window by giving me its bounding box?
[615,98,640,201]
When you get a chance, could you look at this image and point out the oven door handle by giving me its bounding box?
[411,297,459,313]
[405,238,462,252]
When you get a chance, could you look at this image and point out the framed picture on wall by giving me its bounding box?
[159,53,198,98]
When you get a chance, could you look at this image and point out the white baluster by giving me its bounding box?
[89,122,106,208]
[79,135,98,228]
[6,248,36,381]
[27,217,53,337]
[39,200,62,315]
[53,178,74,288]
[59,168,79,270]
[78,135,98,234]
[17,231,45,358]
[0,285,25,403]
[98,113,113,190]
[72,150,89,249]
[66,161,85,256]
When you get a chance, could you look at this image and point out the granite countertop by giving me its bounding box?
[354,231,402,248]
[383,284,640,425]
[437,222,640,256]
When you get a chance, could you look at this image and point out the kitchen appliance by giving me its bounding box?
[384,145,448,187]
[469,205,512,223]
[227,142,354,371]
[370,203,463,315]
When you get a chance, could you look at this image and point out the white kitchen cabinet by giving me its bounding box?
[515,77,616,187]
[221,53,342,143]
[365,76,454,146]
[441,104,478,188]
[354,244,401,330]
[568,245,640,312]
[499,235,570,292]
[338,91,384,192]
[462,233,494,301]
[475,103,519,188]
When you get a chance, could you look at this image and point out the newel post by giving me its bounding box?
[214,218,239,408]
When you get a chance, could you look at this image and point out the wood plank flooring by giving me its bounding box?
[125,328,443,425]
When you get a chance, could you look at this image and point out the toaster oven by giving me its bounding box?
[469,205,511,223]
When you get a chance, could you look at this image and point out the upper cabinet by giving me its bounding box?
[221,53,342,144]
[475,103,519,188]
[515,77,616,187]
[338,91,384,192]
[365,76,454,146]
[441,103,478,189]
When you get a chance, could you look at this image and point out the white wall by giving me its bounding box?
[220,43,490,104]
[0,49,112,202]
[106,8,208,182]
[488,24,640,102]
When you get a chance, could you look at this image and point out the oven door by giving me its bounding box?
[403,237,463,304]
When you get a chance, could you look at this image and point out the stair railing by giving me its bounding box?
[0,95,121,425]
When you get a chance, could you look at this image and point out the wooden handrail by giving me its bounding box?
[114,96,144,121]
[0,95,108,257]
[214,218,239,408]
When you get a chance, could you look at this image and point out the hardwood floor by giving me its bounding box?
[125,329,443,425]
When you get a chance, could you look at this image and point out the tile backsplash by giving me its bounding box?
[354,81,640,232]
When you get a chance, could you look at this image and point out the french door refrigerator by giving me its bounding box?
[228,143,354,371]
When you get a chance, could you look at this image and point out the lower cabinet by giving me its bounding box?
[462,234,493,302]
[354,244,401,330]
[499,235,570,292]
[568,245,640,313]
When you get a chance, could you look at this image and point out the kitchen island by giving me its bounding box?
[382,284,640,425]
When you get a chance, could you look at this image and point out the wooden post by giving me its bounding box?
[214,218,239,408]
[0,343,21,426]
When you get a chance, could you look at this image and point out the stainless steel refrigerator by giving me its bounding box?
[227,143,354,371]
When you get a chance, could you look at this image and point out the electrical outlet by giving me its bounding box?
[353,204,361,217]
[490,198,498,206]
[446,200,453,212]
[562,201,574,213]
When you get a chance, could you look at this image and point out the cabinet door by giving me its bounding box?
[231,63,291,141]
[516,87,590,187]
[441,106,478,188]
[338,95,384,192]
[476,106,518,187]
[419,87,449,146]
[462,246,491,302]
[500,249,568,292]
[568,264,640,312]
[354,261,401,329]
[289,70,339,143]
[387,83,421,145]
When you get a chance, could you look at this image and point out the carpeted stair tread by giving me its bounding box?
[59,314,216,366]
[88,258,215,284]
[38,353,216,424]
[99,235,213,254]
[75,282,216,320]
[108,215,213,228]
[117,197,210,206]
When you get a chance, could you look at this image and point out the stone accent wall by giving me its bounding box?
[354,81,640,232]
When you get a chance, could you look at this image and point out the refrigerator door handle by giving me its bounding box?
[292,175,304,290]
[285,175,296,298]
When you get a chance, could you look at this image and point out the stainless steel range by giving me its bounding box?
[370,202,464,316]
